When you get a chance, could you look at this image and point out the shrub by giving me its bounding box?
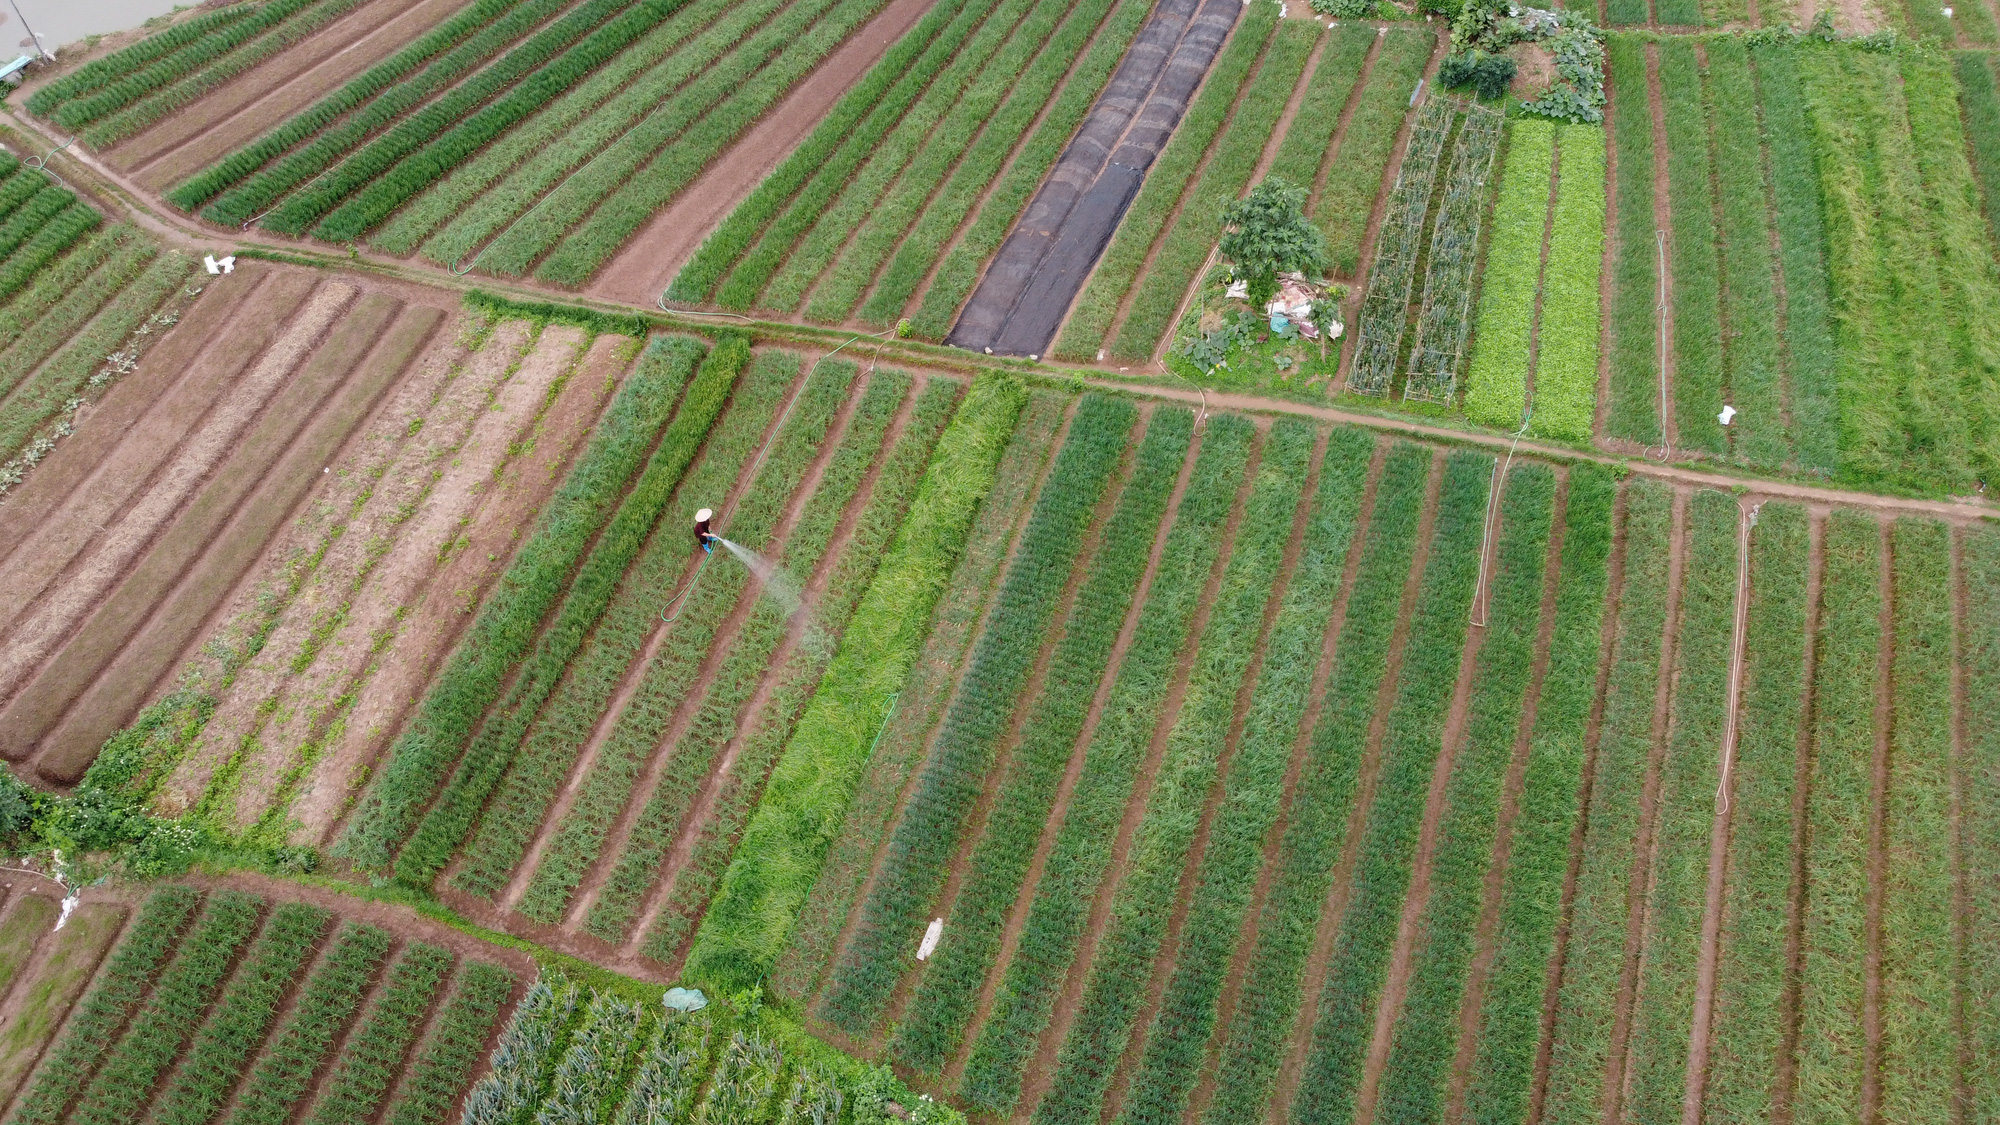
[1439,50,1518,99]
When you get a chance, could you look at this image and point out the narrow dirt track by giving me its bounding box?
[586,0,941,306]
[293,327,605,846]
[1014,426,1264,1122]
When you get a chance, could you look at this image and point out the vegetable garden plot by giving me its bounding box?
[1403,105,1502,404]
[1347,95,1453,398]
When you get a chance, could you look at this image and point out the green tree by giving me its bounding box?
[1220,177,1326,307]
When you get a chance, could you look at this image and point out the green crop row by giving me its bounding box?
[1459,465,1615,1125]
[1112,428,1376,1125]
[0,188,78,269]
[498,0,891,284]
[580,365,892,946]
[1465,121,1555,431]
[0,222,153,402]
[1790,511,1877,1125]
[664,0,971,303]
[903,0,1152,339]
[694,1031,783,1122]
[1701,502,1810,1125]
[887,406,1195,1074]
[1879,518,1955,1125]
[1659,40,1723,458]
[1290,451,1492,1125]
[81,0,363,147]
[1965,528,2000,1125]
[853,0,1136,327]
[1265,26,1375,191]
[1959,54,2000,250]
[225,923,393,1125]
[1621,490,1735,1125]
[1539,480,1673,1125]
[802,0,1099,323]
[392,334,724,887]
[1198,443,1431,1125]
[1707,41,1785,467]
[0,163,40,215]
[705,0,985,310]
[815,393,1135,1033]
[69,891,265,1125]
[462,977,579,1125]
[753,387,1052,1000]
[333,329,695,871]
[523,357,856,936]
[303,943,454,1125]
[1373,464,1556,1125]
[633,378,963,963]
[266,0,641,237]
[171,0,529,212]
[150,902,334,1125]
[1604,35,1660,446]
[506,351,800,924]
[0,250,189,465]
[26,4,255,113]
[446,337,760,899]
[0,226,128,344]
[1530,127,1605,444]
[1112,21,1319,363]
[760,0,1048,315]
[383,962,516,1125]
[1034,420,1316,1125]
[381,0,773,258]
[0,203,103,304]
[613,1013,710,1125]
[1051,3,1279,361]
[1317,29,1433,278]
[957,416,1256,1115]
[6,886,203,1125]
[190,0,564,223]
[487,987,634,1125]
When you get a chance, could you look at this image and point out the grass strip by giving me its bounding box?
[1702,502,1810,1125]
[1111,21,1319,363]
[1052,2,1281,361]
[1750,46,1836,474]
[1604,35,1660,445]
[956,416,1259,1115]
[148,902,335,1125]
[1878,518,1955,1125]
[505,350,801,924]
[760,0,1048,315]
[886,405,1197,1074]
[409,334,722,892]
[1110,427,1376,1125]
[392,0,794,260]
[1707,40,1785,467]
[1290,450,1495,1125]
[1198,443,1432,1125]
[1458,465,1615,1125]
[1539,480,1673,1125]
[1465,121,1554,431]
[1035,420,1318,1125]
[224,923,394,1125]
[816,392,1137,1034]
[759,389,1057,1001]
[68,891,265,1125]
[1790,511,1878,1125]
[1531,126,1605,443]
[192,0,564,224]
[5,887,203,1125]
[382,962,516,1125]
[1373,463,1558,1125]
[302,943,454,1125]
[1622,490,1736,1125]
[1658,39,1723,457]
[334,330,715,871]
[633,377,967,963]
[577,363,889,944]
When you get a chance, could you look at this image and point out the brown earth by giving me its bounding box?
[1015,424,1265,1122]
[293,326,607,847]
[1507,42,1558,101]
[588,0,941,307]
[1183,437,1389,1125]
[0,892,127,1112]
[1266,449,1443,1125]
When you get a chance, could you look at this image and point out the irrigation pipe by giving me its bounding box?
[243,163,343,230]
[1711,495,1756,816]
[1470,411,1532,628]
[24,133,75,190]
[1647,229,1672,464]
